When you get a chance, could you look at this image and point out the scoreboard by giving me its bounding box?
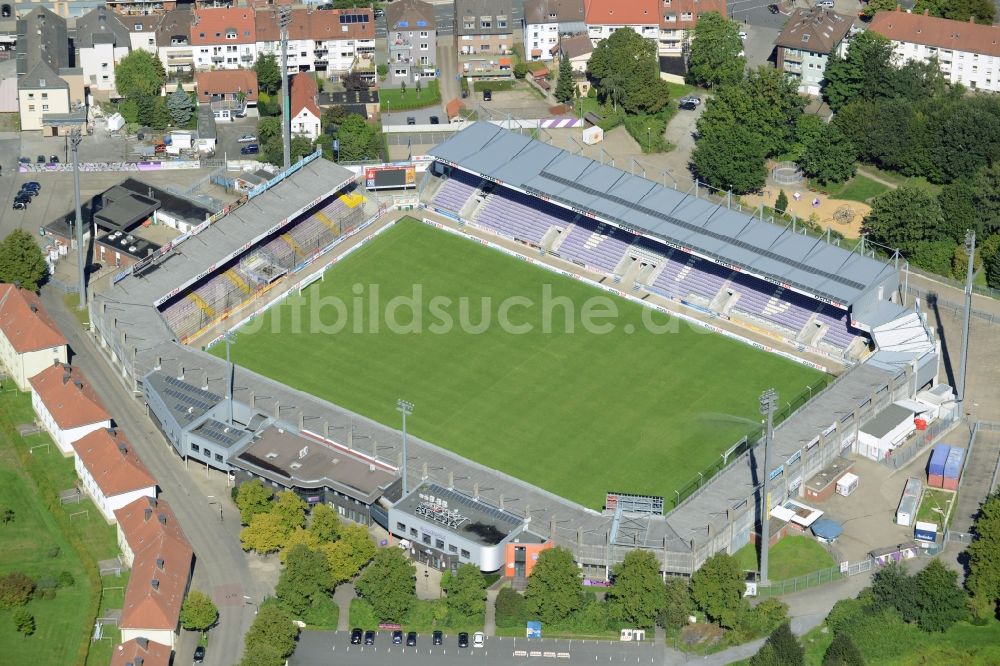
[364,165,416,190]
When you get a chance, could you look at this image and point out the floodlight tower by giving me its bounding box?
[957,230,975,410]
[70,128,86,309]
[759,388,779,586]
[397,399,414,495]
[223,330,236,424]
[279,6,292,170]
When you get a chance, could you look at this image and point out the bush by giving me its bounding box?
[587,87,597,98]
[514,62,528,79]
[568,599,613,633]
[495,587,527,628]
[737,598,789,639]
[775,190,789,214]
[823,630,865,666]
[825,597,871,635]
[0,572,36,608]
[624,113,669,153]
[57,571,75,588]
[47,547,60,559]
[909,240,958,275]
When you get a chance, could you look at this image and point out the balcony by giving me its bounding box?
[211,55,224,63]
[240,54,253,61]
[389,39,413,49]
[782,49,803,63]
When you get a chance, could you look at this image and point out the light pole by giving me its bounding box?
[70,128,86,309]
[758,389,778,587]
[957,229,975,410]
[223,330,236,424]
[279,6,292,170]
[207,496,223,522]
[396,399,413,495]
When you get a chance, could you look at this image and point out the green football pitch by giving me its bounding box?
[221,218,825,509]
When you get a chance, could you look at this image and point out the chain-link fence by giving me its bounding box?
[881,410,964,471]
[754,558,875,599]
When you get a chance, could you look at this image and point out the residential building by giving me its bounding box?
[106,0,177,18]
[455,0,514,55]
[124,15,159,55]
[775,8,852,95]
[555,31,594,72]
[155,7,194,78]
[255,7,376,80]
[0,284,68,391]
[870,8,1000,93]
[110,637,171,666]
[75,6,131,95]
[9,0,104,19]
[115,496,193,649]
[72,428,157,522]
[15,7,84,132]
[190,6,256,71]
[317,88,379,119]
[195,68,257,119]
[657,0,727,57]
[289,71,320,139]
[29,362,112,455]
[585,0,659,47]
[386,0,437,85]
[524,0,585,61]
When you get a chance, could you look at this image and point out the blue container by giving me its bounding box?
[928,444,950,477]
[944,447,966,480]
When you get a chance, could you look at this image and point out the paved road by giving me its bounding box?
[437,39,461,107]
[41,289,277,666]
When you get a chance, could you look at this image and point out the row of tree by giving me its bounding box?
[238,600,300,666]
[0,230,49,292]
[115,50,193,129]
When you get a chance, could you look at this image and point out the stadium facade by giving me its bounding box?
[87,127,941,577]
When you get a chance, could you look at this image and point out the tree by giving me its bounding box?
[321,523,375,584]
[981,235,1000,290]
[555,54,575,104]
[235,479,273,525]
[442,563,487,618]
[751,622,803,665]
[240,511,290,555]
[914,0,995,24]
[862,187,945,255]
[13,608,35,638]
[686,12,746,89]
[692,122,769,195]
[0,230,49,291]
[524,547,583,625]
[280,527,321,564]
[495,587,527,628]
[929,98,1000,183]
[871,561,917,617]
[308,503,341,544]
[775,190,789,215]
[255,53,281,95]
[606,550,665,629]
[137,95,171,130]
[354,548,416,623]
[861,0,899,19]
[271,491,307,533]
[400,80,407,95]
[798,121,857,185]
[513,62,528,79]
[238,644,285,666]
[689,553,747,629]
[822,32,898,111]
[587,27,671,114]
[966,163,1000,237]
[937,179,979,243]
[415,78,422,95]
[276,543,334,617]
[180,590,219,631]
[167,83,193,126]
[912,560,967,632]
[335,114,383,161]
[0,572,35,608]
[697,74,801,159]
[822,630,864,666]
[660,577,692,629]
[115,49,165,99]
[244,601,299,662]
[966,490,1000,619]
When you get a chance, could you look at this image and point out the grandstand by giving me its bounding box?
[424,122,903,360]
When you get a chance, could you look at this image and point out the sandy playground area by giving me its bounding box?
[741,187,870,239]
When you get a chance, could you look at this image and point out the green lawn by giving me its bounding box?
[0,391,118,665]
[732,536,836,581]
[221,219,823,509]
[916,488,957,528]
[380,80,441,111]
[858,165,942,195]
[828,175,890,203]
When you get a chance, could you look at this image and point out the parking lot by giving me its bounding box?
[214,112,265,161]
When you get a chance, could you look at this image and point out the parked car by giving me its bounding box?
[374,8,384,18]
[679,95,701,110]
[350,628,363,644]
[12,200,27,210]
[768,3,780,13]
[392,630,403,644]
[22,182,41,191]
[18,157,30,164]
[154,143,166,154]
[816,0,834,7]
[458,632,469,648]
[738,30,748,41]
[429,115,440,124]
[364,630,375,645]
[406,116,416,125]
[432,630,443,645]
[240,143,259,155]
[193,646,206,663]
[17,189,36,200]
[482,89,492,102]
[406,631,417,646]
[473,631,485,648]
[49,155,59,163]
[36,155,46,163]
[238,134,257,143]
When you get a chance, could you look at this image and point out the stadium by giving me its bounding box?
[90,122,938,578]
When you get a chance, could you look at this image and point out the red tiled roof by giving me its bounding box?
[256,6,374,42]
[584,0,658,25]
[115,497,193,632]
[110,637,172,666]
[446,97,464,118]
[190,7,256,46]
[0,284,67,354]
[290,72,320,119]
[72,428,156,498]
[28,363,110,430]
[195,69,259,103]
[666,0,728,29]
[870,8,1000,58]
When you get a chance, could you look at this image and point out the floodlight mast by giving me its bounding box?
[397,399,414,495]
[279,6,292,170]
[759,388,778,587]
[957,230,975,410]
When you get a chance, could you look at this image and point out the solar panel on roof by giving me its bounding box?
[399,20,408,26]
[416,20,427,26]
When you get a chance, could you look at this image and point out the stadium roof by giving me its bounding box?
[428,122,896,308]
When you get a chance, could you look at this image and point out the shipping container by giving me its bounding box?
[944,447,965,480]
[902,477,922,498]
[942,475,959,491]
[897,494,919,526]
[928,444,950,488]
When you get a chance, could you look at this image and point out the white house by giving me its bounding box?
[870,8,1000,93]
[29,362,112,455]
[190,7,257,71]
[255,7,376,78]
[524,0,586,62]
[156,7,195,78]
[125,16,159,55]
[0,284,68,391]
[76,6,131,94]
[72,428,157,523]
[290,72,321,140]
[115,496,193,650]
[585,0,660,47]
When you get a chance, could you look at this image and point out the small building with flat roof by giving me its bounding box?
[389,482,531,573]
